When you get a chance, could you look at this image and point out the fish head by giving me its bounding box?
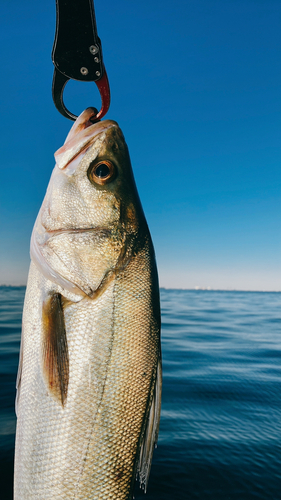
[42,110,139,232]
[31,108,145,297]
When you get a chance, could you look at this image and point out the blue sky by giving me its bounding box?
[0,0,281,290]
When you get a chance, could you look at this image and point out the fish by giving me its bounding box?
[14,108,162,500]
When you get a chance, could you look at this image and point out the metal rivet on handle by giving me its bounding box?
[96,71,101,77]
[80,67,89,76]
[89,45,99,55]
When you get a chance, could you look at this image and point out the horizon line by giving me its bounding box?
[1,284,281,293]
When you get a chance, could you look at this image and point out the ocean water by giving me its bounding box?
[0,286,280,499]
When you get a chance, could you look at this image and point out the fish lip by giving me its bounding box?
[55,120,118,170]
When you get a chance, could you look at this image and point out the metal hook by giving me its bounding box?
[52,67,110,122]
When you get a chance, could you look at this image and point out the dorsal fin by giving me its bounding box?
[42,293,69,406]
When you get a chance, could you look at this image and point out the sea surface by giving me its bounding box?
[0,286,280,499]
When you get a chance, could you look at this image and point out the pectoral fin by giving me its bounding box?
[137,357,162,492]
[42,293,69,406]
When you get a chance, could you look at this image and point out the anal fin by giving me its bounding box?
[137,357,162,492]
[42,293,69,406]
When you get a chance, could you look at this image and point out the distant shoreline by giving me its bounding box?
[160,288,281,293]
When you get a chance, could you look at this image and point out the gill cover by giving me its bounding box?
[30,109,138,298]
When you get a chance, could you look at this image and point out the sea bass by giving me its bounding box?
[14,108,161,500]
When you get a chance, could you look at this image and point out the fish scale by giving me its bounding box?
[14,109,161,499]
[75,245,159,499]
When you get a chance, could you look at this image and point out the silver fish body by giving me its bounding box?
[14,109,161,499]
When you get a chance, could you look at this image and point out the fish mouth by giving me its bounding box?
[55,111,119,170]
[43,226,112,239]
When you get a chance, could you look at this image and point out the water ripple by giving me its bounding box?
[0,287,281,499]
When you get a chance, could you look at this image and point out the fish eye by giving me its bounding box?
[88,160,116,186]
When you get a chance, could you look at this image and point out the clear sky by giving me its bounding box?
[0,0,281,290]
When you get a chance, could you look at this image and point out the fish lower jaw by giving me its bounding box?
[42,226,112,236]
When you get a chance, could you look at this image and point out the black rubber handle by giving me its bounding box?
[52,0,104,81]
